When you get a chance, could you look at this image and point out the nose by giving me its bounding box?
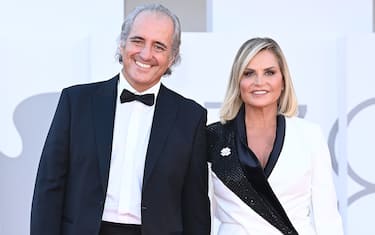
[254,75,263,84]
[139,44,152,60]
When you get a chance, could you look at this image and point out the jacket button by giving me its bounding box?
[141,206,147,210]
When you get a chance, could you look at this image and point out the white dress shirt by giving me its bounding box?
[102,72,160,224]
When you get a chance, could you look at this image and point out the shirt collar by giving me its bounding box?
[118,71,161,98]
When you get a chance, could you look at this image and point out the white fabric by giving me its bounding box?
[211,117,344,235]
[102,71,160,224]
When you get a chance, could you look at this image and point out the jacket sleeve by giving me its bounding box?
[311,126,344,235]
[182,109,211,235]
[31,89,71,235]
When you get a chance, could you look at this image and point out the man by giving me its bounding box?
[31,3,211,235]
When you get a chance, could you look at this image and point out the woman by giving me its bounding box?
[207,37,343,235]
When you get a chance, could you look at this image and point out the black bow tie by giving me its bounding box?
[120,89,155,106]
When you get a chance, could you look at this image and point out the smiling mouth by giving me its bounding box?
[135,60,151,69]
[252,90,268,95]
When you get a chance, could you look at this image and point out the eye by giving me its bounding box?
[153,43,167,53]
[129,38,144,47]
[243,70,255,78]
[265,70,275,76]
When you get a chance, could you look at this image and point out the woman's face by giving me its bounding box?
[239,49,284,111]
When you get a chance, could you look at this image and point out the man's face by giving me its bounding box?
[121,11,175,92]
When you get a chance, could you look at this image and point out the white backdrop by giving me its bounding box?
[0,1,122,234]
[1,1,375,234]
[343,34,375,235]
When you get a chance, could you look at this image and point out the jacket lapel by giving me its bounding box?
[208,119,298,234]
[142,84,178,186]
[92,75,118,192]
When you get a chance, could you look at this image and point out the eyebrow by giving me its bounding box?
[264,66,277,70]
[245,66,277,70]
[128,36,168,50]
[129,36,144,41]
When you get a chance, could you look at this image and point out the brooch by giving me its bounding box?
[220,147,231,157]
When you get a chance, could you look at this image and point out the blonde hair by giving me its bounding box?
[220,37,298,123]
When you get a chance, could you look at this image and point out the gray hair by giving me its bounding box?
[115,3,181,76]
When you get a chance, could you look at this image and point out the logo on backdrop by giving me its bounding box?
[328,97,375,206]
[0,93,60,235]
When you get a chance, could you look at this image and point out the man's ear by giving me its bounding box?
[168,55,175,67]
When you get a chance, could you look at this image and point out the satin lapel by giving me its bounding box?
[92,75,118,192]
[143,85,178,186]
[237,113,295,230]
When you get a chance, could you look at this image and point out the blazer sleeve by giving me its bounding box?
[311,126,344,235]
[181,109,211,235]
[31,89,71,235]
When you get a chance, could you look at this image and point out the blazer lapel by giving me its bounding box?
[209,119,298,234]
[92,75,118,192]
[142,84,178,186]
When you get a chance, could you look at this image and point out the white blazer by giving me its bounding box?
[210,117,343,235]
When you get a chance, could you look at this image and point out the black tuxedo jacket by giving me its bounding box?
[31,75,210,235]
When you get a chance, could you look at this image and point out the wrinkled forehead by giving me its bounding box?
[129,11,174,45]
[133,10,174,29]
